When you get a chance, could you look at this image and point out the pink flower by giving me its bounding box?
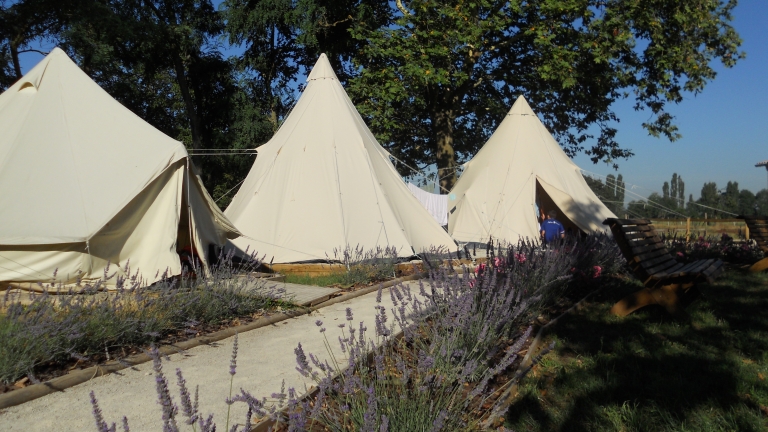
[592,265,602,278]
[515,253,527,263]
[475,263,487,275]
[676,252,684,257]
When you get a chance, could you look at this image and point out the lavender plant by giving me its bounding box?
[90,344,227,432]
[329,245,402,286]
[0,253,288,385]
[260,236,626,430]
[87,235,626,431]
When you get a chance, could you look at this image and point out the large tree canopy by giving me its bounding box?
[0,0,70,88]
[223,0,387,130]
[0,0,745,198]
[347,0,743,190]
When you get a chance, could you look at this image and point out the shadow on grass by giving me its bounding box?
[505,270,768,432]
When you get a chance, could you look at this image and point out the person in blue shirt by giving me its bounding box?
[540,209,565,244]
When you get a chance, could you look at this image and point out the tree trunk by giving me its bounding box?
[10,43,22,79]
[171,52,204,171]
[434,109,456,192]
[267,25,278,132]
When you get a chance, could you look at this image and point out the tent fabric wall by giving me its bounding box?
[0,48,239,287]
[0,162,184,285]
[448,96,615,243]
[225,54,456,263]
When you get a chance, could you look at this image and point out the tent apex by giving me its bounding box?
[508,95,536,116]
[307,53,338,82]
[50,47,68,56]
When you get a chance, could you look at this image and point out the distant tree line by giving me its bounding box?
[583,174,625,216]
[585,172,768,219]
[1,0,744,205]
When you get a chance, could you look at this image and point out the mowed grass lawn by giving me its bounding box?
[506,269,768,432]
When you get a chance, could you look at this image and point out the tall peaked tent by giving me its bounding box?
[0,48,240,287]
[225,54,456,263]
[448,96,616,243]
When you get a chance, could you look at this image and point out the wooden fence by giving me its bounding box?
[644,218,748,239]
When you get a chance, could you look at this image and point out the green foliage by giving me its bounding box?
[283,272,349,287]
[686,181,768,217]
[621,173,768,219]
[0,1,747,199]
[56,0,265,196]
[756,189,768,216]
[0,0,68,87]
[584,173,626,215]
[224,0,307,132]
[347,0,744,188]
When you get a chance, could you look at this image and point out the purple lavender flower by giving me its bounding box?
[294,342,311,377]
[346,307,354,321]
[362,385,377,431]
[229,333,239,376]
[430,409,448,432]
[197,413,215,432]
[90,391,115,432]
[417,352,435,374]
[150,348,179,432]
[175,368,198,425]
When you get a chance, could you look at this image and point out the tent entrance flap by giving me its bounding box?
[536,177,586,235]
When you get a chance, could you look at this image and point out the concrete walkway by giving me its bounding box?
[272,282,341,306]
[0,280,423,431]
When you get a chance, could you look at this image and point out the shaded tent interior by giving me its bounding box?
[535,179,582,235]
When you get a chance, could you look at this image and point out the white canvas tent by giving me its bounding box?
[448,96,616,243]
[225,54,457,263]
[0,48,240,288]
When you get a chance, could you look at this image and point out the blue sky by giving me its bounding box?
[17,1,768,200]
[572,1,768,200]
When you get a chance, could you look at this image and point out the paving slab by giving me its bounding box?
[270,282,341,307]
[0,280,426,432]
[234,275,341,307]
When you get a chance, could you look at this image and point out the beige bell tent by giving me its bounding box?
[448,96,616,243]
[225,54,457,263]
[0,48,240,288]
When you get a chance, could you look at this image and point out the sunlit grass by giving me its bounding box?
[282,272,349,287]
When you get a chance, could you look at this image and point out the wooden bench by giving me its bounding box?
[603,218,725,316]
[739,215,768,272]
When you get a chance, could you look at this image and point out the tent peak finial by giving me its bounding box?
[307,53,338,82]
[508,95,536,116]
